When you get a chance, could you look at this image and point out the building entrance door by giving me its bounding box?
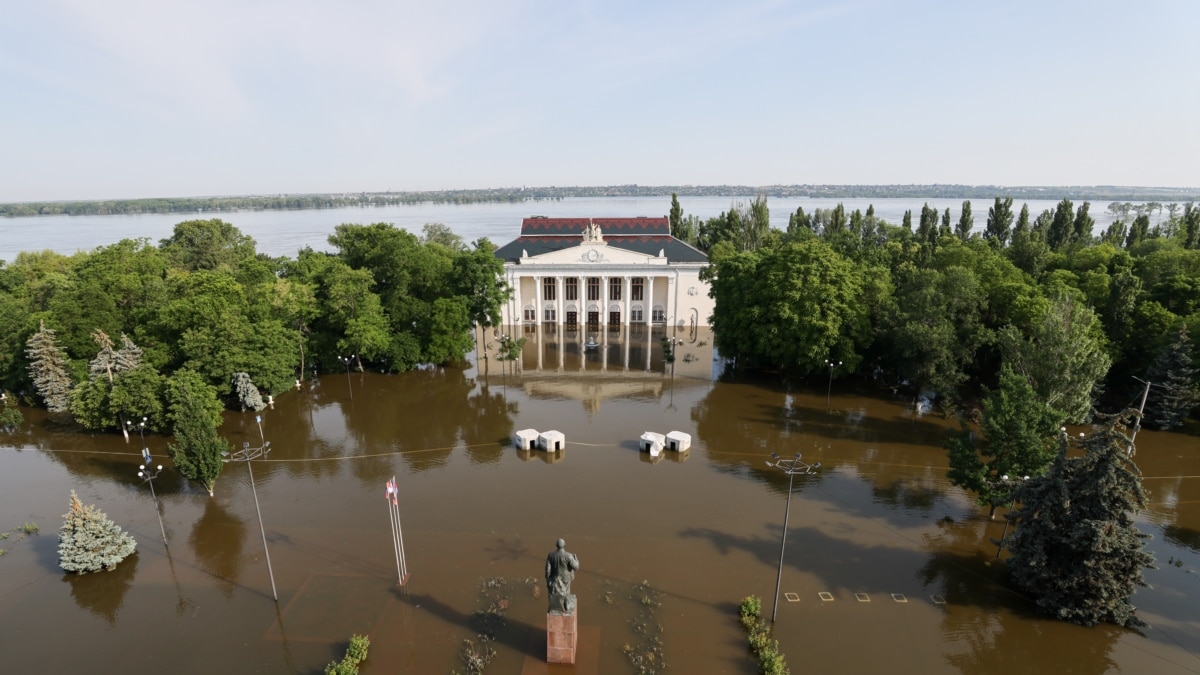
[566,311,577,325]
[609,311,621,325]
[587,311,600,326]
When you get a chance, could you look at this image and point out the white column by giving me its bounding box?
[623,320,630,371]
[601,275,609,327]
[668,273,677,331]
[533,275,542,325]
[647,275,656,325]
[557,276,564,327]
[624,275,631,327]
[511,271,521,327]
[646,318,653,370]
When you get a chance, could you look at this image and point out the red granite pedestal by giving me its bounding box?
[546,611,578,664]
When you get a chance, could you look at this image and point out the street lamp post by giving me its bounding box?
[340,355,355,400]
[765,452,820,623]
[993,474,1029,558]
[221,415,278,601]
[127,416,147,447]
[137,450,169,548]
[824,359,842,412]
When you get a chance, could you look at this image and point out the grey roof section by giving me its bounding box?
[494,235,708,264]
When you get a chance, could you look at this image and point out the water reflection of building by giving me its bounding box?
[493,217,713,330]
[477,325,716,413]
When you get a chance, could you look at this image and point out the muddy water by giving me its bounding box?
[2,327,1200,673]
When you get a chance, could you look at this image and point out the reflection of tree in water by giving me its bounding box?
[870,477,946,513]
[940,605,1124,675]
[461,382,515,465]
[1162,524,1200,552]
[917,517,1015,609]
[188,498,245,598]
[917,516,1127,675]
[691,377,804,479]
[335,369,474,478]
[66,553,139,626]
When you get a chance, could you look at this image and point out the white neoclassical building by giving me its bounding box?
[493,217,714,330]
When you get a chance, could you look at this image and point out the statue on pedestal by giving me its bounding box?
[545,538,580,613]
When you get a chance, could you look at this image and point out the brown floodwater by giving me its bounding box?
[3,326,1200,674]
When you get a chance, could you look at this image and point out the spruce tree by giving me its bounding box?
[58,490,137,573]
[232,372,266,411]
[25,320,73,413]
[1006,415,1154,627]
[1145,325,1199,430]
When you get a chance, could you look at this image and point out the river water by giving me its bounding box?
[0,196,1135,262]
[1,328,1198,673]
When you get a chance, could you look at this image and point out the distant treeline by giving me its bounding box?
[0,191,563,217]
[4,185,1197,218]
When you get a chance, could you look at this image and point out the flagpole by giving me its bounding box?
[389,490,402,584]
[394,496,408,581]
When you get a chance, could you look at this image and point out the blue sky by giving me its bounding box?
[2,0,1197,201]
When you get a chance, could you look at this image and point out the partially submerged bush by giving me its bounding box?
[738,595,789,675]
[58,491,136,573]
[325,634,370,675]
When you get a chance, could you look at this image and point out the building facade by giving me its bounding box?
[493,217,713,330]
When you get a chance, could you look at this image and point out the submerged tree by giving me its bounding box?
[165,370,228,496]
[946,364,1059,518]
[58,490,137,573]
[1006,415,1155,627]
[26,320,73,413]
[71,331,156,433]
[0,391,23,431]
[1144,325,1199,430]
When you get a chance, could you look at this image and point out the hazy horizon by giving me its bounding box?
[4,1,1197,202]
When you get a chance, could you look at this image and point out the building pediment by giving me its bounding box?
[519,242,666,266]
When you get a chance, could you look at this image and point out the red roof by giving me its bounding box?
[520,217,670,236]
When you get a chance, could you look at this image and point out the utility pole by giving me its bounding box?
[1129,377,1152,457]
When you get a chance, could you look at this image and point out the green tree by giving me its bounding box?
[999,294,1111,424]
[165,370,227,496]
[705,240,871,372]
[1125,214,1151,249]
[451,239,510,329]
[420,222,465,252]
[1006,416,1154,627]
[1144,324,1199,429]
[72,329,146,433]
[58,490,137,573]
[25,320,73,412]
[984,197,1014,248]
[955,201,974,241]
[946,364,1060,517]
[0,392,23,431]
[886,265,988,397]
[669,194,684,239]
[1046,198,1074,250]
[159,219,258,272]
[423,296,474,365]
[1073,201,1095,244]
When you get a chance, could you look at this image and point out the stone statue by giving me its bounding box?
[545,538,580,613]
[583,220,603,243]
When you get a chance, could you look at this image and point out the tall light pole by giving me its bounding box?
[221,414,277,601]
[765,452,820,623]
[137,449,169,548]
[340,355,355,400]
[824,359,842,412]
